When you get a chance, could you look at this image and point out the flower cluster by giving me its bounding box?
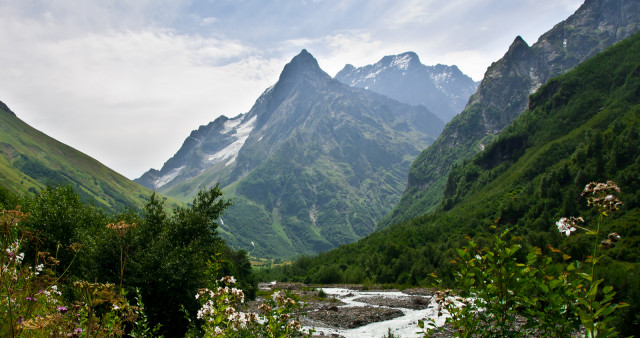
[195,276,259,335]
[583,181,623,211]
[105,221,137,238]
[196,276,311,337]
[601,232,621,249]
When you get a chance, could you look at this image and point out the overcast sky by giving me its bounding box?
[0,0,583,179]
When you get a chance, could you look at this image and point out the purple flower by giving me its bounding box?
[57,306,68,313]
[74,328,83,334]
[25,297,32,301]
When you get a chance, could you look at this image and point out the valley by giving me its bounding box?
[1,0,639,336]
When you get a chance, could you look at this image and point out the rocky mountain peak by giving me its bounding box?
[276,49,331,85]
[505,36,531,59]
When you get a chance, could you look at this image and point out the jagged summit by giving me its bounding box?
[276,49,331,85]
[379,51,421,70]
[335,51,478,123]
[504,36,531,58]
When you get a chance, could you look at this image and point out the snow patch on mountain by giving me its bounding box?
[206,115,257,166]
[154,165,185,189]
[391,54,411,70]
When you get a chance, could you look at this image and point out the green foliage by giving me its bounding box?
[422,190,629,337]
[0,183,258,337]
[275,32,640,334]
[1,207,155,337]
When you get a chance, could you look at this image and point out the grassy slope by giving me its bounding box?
[0,104,172,212]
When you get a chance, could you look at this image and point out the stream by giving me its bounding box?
[305,287,449,337]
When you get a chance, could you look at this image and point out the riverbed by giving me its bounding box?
[303,287,450,337]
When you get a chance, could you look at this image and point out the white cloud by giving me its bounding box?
[0,12,282,178]
[200,17,218,26]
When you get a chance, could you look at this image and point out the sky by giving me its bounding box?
[0,0,583,179]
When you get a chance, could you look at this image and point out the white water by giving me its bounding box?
[306,288,449,338]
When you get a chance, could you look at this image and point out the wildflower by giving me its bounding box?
[556,217,578,236]
[272,290,286,303]
[106,221,137,238]
[57,306,68,313]
[608,232,621,242]
[220,275,236,284]
[214,326,224,335]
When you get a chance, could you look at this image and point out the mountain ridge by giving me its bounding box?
[0,101,162,212]
[335,51,478,123]
[380,0,640,229]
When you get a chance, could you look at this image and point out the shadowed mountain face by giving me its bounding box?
[380,0,640,229]
[136,49,445,257]
[335,52,478,123]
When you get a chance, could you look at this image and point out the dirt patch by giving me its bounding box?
[352,295,432,310]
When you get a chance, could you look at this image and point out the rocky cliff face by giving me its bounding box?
[335,52,478,123]
[380,0,640,229]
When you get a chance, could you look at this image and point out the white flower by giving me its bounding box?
[220,275,236,284]
[556,217,577,236]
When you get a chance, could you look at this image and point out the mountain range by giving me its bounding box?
[136,49,447,257]
[335,52,478,123]
[378,0,640,229]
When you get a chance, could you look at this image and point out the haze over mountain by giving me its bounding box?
[335,52,478,123]
[379,0,640,229]
[137,49,444,257]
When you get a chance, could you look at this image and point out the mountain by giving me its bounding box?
[335,52,478,123]
[0,101,159,212]
[276,32,640,334]
[136,49,444,257]
[380,0,640,229]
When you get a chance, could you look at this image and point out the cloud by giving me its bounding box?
[200,17,218,26]
[0,11,283,178]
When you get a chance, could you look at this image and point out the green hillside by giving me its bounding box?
[379,0,640,229]
[0,102,164,212]
[268,31,640,334]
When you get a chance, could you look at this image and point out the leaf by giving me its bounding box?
[562,254,571,261]
[578,272,593,281]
